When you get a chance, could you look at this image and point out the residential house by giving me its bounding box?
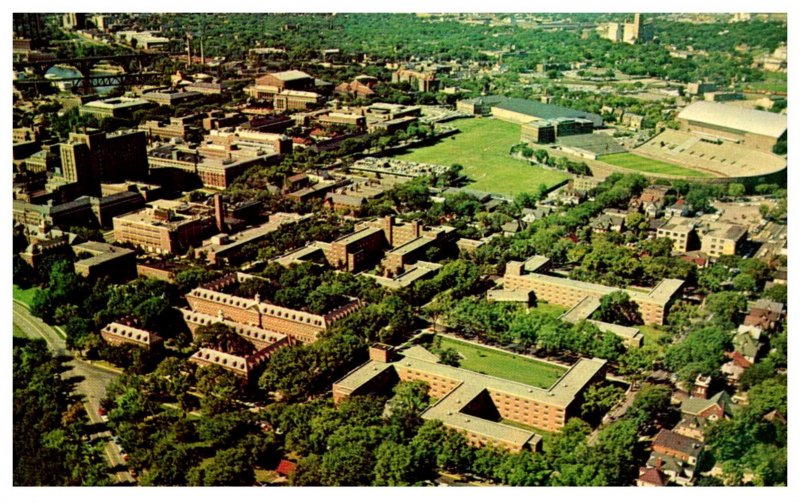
[637,463,669,487]
[681,391,734,422]
[721,350,752,385]
[652,429,703,466]
[589,210,626,234]
[732,324,764,363]
[743,299,785,332]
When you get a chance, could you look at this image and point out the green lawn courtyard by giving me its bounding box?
[434,335,566,389]
[529,302,567,318]
[599,152,710,178]
[13,285,40,307]
[393,118,568,196]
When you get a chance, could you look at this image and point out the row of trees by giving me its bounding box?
[429,296,627,364]
[13,337,110,485]
[100,361,279,486]
[148,13,782,87]
[239,261,381,315]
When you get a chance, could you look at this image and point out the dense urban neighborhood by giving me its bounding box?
[12,12,788,490]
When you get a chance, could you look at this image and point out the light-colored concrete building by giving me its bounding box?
[677,101,787,152]
[503,256,683,326]
[656,216,697,252]
[699,223,747,257]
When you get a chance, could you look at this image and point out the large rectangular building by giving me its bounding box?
[184,272,362,344]
[72,241,137,282]
[60,129,148,192]
[112,200,216,255]
[489,97,603,127]
[333,344,606,451]
[677,101,787,152]
[503,257,683,326]
[699,223,748,258]
[79,97,153,119]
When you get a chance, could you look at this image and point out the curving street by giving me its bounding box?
[13,301,135,484]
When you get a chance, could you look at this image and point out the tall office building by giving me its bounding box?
[60,129,148,193]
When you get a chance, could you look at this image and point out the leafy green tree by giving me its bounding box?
[496,451,552,486]
[386,380,430,441]
[626,384,672,431]
[290,454,323,486]
[437,347,461,367]
[705,291,747,326]
[665,323,731,385]
[727,183,746,198]
[320,426,380,486]
[581,384,625,423]
[195,365,243,415]
[196,322,255,357]
[373,441,419,486]
[763,283,787,304]
[594,291,643,325]
[731,273,757,295]
[592,418,640,485]
[141,439,200,486]
[190,445,255,486]
[625,212,648,237]
[617,346,657,378]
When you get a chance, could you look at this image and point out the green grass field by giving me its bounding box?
[13,285,40,307]
[393,118,568,196]
[744,71,787,94]
[529,302,567,318]
[13,324,27,338]
[435,336,566,389]
[600,152,710,178]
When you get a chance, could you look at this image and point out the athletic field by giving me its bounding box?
[393,118,568,196]
[600,152,709,177]
[435,336,566,389]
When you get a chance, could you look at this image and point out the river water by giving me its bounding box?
[44,65,117,95]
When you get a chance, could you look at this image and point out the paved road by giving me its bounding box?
[13,302,135,484]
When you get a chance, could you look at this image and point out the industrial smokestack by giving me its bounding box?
[213,193,225,233]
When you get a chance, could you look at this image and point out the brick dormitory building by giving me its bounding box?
[182,308,294,384]
[333,344,606,452]
[184,272,362,345]
[273,215,455,274]
[100,317,163,351]
[501,256,683,326]
[180,272,363,381]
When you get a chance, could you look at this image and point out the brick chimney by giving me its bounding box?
[383,215,394,245]
[213,193,225,233]
[369,343,394,363]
